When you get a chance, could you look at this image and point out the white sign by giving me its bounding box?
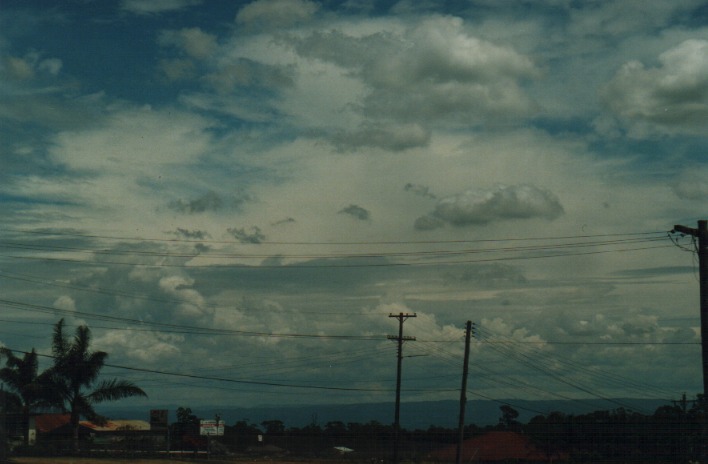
[199,419,225,436]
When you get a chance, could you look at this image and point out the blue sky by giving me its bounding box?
[2,0,708,421]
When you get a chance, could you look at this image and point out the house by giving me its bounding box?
[429,431,568,462]
[31,413,157,449]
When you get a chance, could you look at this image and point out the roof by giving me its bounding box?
[80,419,151,432]
[34,414,71,433]
[34,414,150,433]
[430,431,566,462]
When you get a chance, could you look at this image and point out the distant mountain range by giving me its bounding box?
[101,398,672,430]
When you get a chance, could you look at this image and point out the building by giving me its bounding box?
[429,431,568,462]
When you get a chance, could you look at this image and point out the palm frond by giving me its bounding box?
[51,318,69,358]
[86,379,147,404]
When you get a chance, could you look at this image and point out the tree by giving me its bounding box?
[0,348,58,445]
[498,404,520,429]
[47,318,147,451]
[176,406,199,424]
[261,419,285,435]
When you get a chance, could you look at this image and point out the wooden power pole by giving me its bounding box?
[388,312,416,464]
[673,220,708,399]
[456,321,474,464]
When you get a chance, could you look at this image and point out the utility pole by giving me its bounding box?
[388,312,416,464]
[672,220,708,399]
[1,384,5,462]
[456,321,474,464]
[672,220,708,461]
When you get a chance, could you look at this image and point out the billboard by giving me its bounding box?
[150,409,169,431]
[199,419,225,436]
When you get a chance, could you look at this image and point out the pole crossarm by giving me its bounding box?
[673,224,699,236]
[388,312,416,464]
[672,220,708,400]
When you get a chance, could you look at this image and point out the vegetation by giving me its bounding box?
[1,321,707,461]
[0,319,146,454]
[0,348,58,445]
[204,399,708,462]
[46,319,147,451]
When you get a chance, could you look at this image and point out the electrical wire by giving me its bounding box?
[0,298,386,340]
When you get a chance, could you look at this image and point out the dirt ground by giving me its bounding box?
[8,458,273,464]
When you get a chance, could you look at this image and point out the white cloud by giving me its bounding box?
[49,106,215,174]
[293,16,539,127]
[567,0,703,39]
[602,39,708,136]
[418,184,564,229]
[2,53,62,81]
[673,168,708,200]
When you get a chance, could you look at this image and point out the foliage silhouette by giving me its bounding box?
[46,318,147,451]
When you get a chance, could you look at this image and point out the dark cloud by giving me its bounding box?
[405,183,437,199]
[338,204,370,221]
[168,190,252,214]
[173,228,210,240]
[273,217,296,226]
[414,214,445,231]
[416,184,563,229]
[227,226,265,244]
[331,123,430,152]
[169,191,223,213]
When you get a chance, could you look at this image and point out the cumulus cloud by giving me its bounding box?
[53,295,77,312]
[97,329,183,362]
[602,39,708,135]
[332,123,430,152]
[49,107,214,174]
[294,16,538,125]
[404,183,437,200]
[415,184,564,229]
[236,0,319,29]
[338,204,371,221]
[159,275,209,318]
[672,168,708,200]
[3,53,62,80]
[413,215,446,231]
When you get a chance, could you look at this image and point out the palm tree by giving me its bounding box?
[0,348,57,445]
[48,318,147,451]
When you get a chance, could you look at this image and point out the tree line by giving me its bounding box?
[0,319,146,452]
[3,320,705,461]
[170,397,708,462]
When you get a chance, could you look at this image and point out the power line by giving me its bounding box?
[0,241,671,269]
[0,298,386,341]
[0,227,667,246]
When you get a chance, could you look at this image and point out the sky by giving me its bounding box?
[2,0,708,424]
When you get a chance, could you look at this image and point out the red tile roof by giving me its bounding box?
[430,431,566,462]
[34,414,71,433]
